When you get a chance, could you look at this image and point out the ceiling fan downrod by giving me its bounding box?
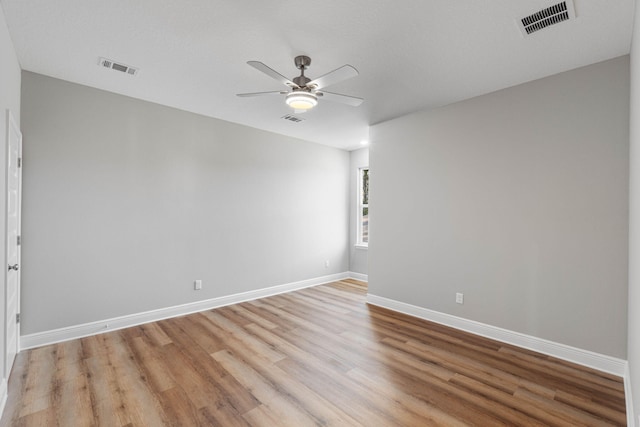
[293,55,311,88]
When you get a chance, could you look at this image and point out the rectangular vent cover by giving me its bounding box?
[281,114,304,123]
[518,1,575,36]
[99,57,139,76]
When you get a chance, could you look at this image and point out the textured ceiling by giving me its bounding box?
[1,0,635,150]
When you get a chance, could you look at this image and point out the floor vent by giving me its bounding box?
[281,114,304,123]
[518,1,575,36]
[99,57,139,76]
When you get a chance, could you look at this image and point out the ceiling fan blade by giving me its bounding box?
[236,91,287,97]
[317,91,363,107]
[247,61,299,89]
[306,65,359,90]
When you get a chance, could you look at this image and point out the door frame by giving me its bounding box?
[4,109,21,378]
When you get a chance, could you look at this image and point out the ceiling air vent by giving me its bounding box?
[281,114,304,123]
[98,57,139,76]
[518,1,575,36]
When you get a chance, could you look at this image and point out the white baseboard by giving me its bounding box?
[366,294,627,377]
[21,272,351,350]
[348,271,368,282]
[624,362,636,427]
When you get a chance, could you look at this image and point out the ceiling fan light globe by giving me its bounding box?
[286,92,317,110]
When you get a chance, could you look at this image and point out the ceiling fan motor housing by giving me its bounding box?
[293,75,311,87]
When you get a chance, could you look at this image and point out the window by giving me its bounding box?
[358,167,369,246]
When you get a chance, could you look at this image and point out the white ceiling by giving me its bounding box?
[1,0,635,150]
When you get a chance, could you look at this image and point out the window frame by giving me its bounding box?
[357,167,369,247]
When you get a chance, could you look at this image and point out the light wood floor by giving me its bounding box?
[1,279,626,426]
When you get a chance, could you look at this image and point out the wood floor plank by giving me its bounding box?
[212,349,322,427]
[514,387,619,426]
[156,386,201,426]
[124,334,176,393]
[236,301,297,332]
[242,404,290,427]
[198,404,254,427]
[274,357,407,426]
[82,355,123,427]
[346,367,478,427]
[103,331,171,426]
[138,321,173,347]
[172,314,227,354]
[554,389,628,425]
[206,324,362,426]
[17,346,56,418]
[0,280,627,426]
[51,374,93,427]
[200,310,287,364]
[498,346,625,395]
[350,339,543,425]
[13,407,58,427]
[157,340,235,413]
[158,316,260,415]
[226,304,279,330]
[449,373,570,426]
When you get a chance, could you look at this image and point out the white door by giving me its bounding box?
[5,110,21,377]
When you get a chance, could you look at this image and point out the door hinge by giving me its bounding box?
[16,313,20,323]
[17,158,21,168]
[16,235,20,246]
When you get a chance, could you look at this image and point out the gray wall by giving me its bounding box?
[369,56,629,358]
[0,4,21,385]
[349,147,368,275]
[629,2,640,420]
[20,71,349,335]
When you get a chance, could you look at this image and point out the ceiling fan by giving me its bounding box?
[237,55,363,112]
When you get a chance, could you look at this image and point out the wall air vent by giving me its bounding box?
[98,57,139,76]
[518,1,576,36]
[281,114,304,123]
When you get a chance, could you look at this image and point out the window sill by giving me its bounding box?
[355,244,368,250]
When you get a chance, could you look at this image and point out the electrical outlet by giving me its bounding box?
[194,280,202,290]
[456,293,464,304]
[325,260,330,268]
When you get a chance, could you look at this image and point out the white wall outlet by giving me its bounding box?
[194,279,202,290]
[456,292,464,304]
[325,260,330,268]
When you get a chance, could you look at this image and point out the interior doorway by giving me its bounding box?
[5,110,22,377]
